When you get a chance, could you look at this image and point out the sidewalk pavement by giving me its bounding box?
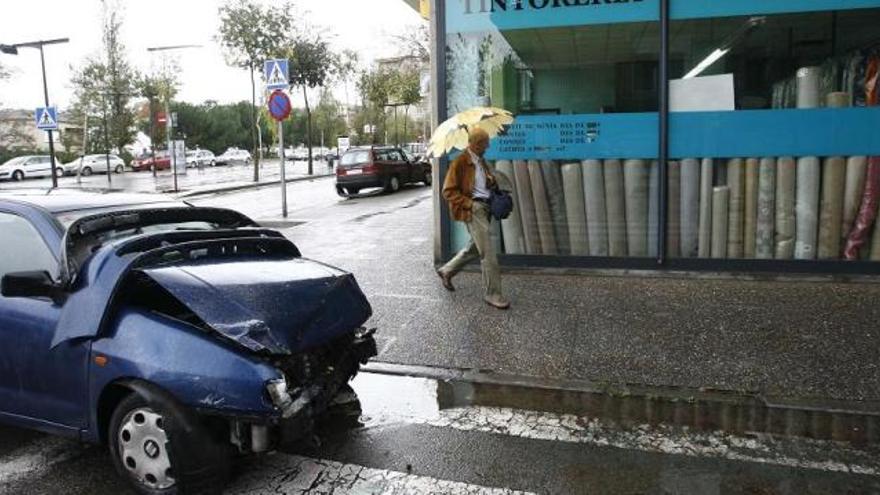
[282,188,880,410]
[0,158,335,197]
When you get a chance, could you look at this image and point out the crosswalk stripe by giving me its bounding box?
[420,406,880,476]
[226,454,536,495]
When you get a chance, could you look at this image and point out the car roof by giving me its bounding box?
[0,189,184,214]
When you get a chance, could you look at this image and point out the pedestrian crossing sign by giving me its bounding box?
[35,106,58,130]
[264,59,289,90]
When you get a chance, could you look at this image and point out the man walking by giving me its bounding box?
[437,128,510,310]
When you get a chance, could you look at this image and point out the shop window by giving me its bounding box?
[444,1,660,258]
[667,7,880,261]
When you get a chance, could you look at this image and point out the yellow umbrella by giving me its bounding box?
[427,106,514,158]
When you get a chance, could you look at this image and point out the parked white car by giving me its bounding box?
[0,155,55,181]
[61,154,126,176]
[216,148,252,166]
[185,150,216,168]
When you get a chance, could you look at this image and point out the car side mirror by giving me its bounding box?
[1,271,59,299]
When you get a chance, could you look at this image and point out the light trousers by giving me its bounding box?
[440,202,502,298]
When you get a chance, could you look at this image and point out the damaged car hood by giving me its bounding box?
[139,258,372,354]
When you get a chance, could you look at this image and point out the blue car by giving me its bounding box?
[0,191,376,494]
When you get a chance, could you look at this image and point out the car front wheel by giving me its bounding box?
[115,164,124,174]
[385,175,400,193]
[110,395,177,494]
[11,170,24,181]
[81,166,93,176]
[423,171,432,186]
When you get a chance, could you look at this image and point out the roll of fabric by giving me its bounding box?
[871,212,880,261]
[496,160,525,255]
[755,158,776,259]
[528,160,558,255]
[726,158,745,259]
[795,156,821,260]
[513,160,541,254]
[826,91,850,108]
[666,161,681,258]
[680,158,700,258]
[698,158,714,258]
[624,159,650,257]
[817,157,846,259]
[796,66,822,109]
[844,157,880,260]
[842,156,868,245]
[743,158,759,258]
[604,159,627,257]
[712,186,730,259]
[583,160,609,256]
[775,157,797,259]
[540,160,569,256]
[648,160,660,258]
[561,162,588,256]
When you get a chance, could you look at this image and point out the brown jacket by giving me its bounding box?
[442,151,496,222]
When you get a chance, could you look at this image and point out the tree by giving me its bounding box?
[391,68,423,145]
[218,0,295,181]
[139,60,180,167]
[391,24,431,63]
[358,68,392,144]
[69,1,140,159]
[285,33,337,175]
[312,90,347,150]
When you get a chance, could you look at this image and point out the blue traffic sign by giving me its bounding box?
[35,106,58,130]
[264,59,289,90]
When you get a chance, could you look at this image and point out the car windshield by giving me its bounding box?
[341,150,370,166]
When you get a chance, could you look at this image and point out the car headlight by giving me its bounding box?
[265,377,292,409]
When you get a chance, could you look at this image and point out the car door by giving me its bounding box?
[0,210,90,431]
[388,149,412,183]
[25,157,50,177]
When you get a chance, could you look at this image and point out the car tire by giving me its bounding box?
[384,175,400,194]
[81,166,93,177]
[109,394,179,495]
[346,187,360,195]
[423,171,432,187]
[109,392,229,495]
[336,185,348,197]
[115,164,124,174]
[55,168,65,178]
[210,161,216,167]
[11,170,24,181]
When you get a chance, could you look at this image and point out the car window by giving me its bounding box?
[341,151,370,166]
[0,213,58,281]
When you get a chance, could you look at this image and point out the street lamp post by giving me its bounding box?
[1,38,70,188]
[146,44,201,193]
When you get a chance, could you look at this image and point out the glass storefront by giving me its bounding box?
[438,0,880,271]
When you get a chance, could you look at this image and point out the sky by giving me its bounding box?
[0,0,423,111]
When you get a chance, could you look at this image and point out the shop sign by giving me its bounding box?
[447,0,880,32]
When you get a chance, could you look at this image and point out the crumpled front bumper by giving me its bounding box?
[270,328,377,445]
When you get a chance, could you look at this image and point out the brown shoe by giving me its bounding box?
[483,295,510,310]
[437,269,455,291]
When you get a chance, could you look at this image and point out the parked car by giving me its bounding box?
[291,147,309,161]
[0,155,54,181]
[216,148,252,166]
[185,150,216,168]
[335,146,432,196]
[0,190,376,494]
[131,152,171,172]
[61,154,126,176]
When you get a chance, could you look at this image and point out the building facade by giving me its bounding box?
[413,0,880,274]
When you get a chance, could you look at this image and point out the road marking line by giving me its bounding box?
[423,406,880,476]
[226,454,536,495]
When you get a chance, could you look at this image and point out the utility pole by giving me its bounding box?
[1,38,70,188]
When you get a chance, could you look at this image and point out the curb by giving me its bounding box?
[363,361,880,445]
[176,173,334,198]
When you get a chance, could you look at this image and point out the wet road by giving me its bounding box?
[1,180,879,493]
[2,372,879,494]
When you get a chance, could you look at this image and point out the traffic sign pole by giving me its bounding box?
[279,121,287,218]
[38,45,57,188]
